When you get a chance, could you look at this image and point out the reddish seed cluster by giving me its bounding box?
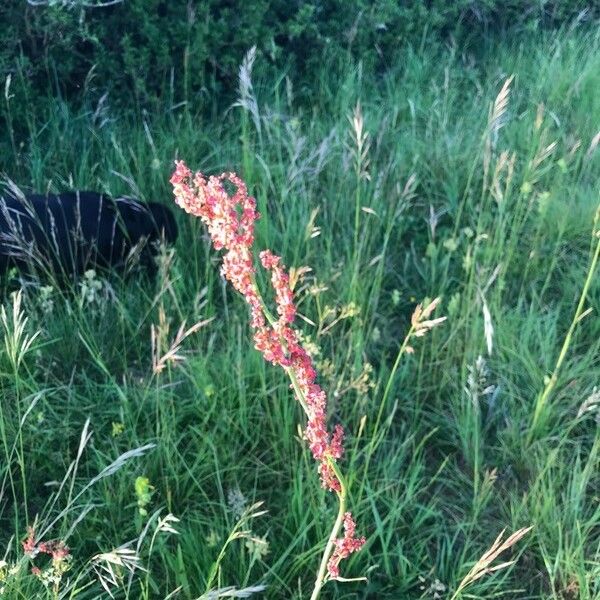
[171,161,365,577]
[23,527,70,563]
[171,161,340,485]
[327,512,367,579]
[171,163,263,329]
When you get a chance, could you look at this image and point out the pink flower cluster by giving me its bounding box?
[23,526,70,570]
[170,161,365,576]
[327,512,367,579]
[327,512,366,579]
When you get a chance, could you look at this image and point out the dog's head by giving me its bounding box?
[116,198,178,246]
[147,202,178,245]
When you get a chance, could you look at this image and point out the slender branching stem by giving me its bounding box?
[310,461,347,600]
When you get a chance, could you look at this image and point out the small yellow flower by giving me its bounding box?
[111,422,125,437]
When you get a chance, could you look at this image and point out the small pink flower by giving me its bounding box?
[318,461,341,492]
[330,424,345,459]
[22,526,71,574]
[327,512,366,579]
[22,527,37,556]
[43,540,70,561]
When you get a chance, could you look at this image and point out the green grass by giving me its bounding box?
[0,26,599,599]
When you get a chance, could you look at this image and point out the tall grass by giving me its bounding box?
[0,26,598,599]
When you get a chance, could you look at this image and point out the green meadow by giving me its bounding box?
[0,17,599,600]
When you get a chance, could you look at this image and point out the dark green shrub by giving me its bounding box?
[0,0,597,113]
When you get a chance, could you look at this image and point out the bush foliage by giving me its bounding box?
[0,0,597,111]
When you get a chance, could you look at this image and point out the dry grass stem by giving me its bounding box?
[451,526,532,599]
[152,313,214,374]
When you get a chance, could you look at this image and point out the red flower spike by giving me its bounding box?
[170,161,364,578]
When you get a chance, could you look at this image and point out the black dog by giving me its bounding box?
[0,189,177,278]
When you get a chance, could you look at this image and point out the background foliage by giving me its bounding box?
[0,2,599,599]
[0,0,598,112]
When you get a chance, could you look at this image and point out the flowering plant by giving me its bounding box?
[170,162,365,598]
[22,527,72,592]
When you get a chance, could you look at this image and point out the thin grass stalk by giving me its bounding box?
[359,297,446,502]
[529,205,600,440]
[357,323,415,503]
[0,390,19,536]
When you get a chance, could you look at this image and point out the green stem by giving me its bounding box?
[358,324,415,502]
[309,460,347,600]
[529,211,600,441]
[379,325,416,418]
[205,526,238,592]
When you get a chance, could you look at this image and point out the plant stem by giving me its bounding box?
[358,324,415,502]
[283,345,349,600]
[309,460,347,600]
[529,208,600,441]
